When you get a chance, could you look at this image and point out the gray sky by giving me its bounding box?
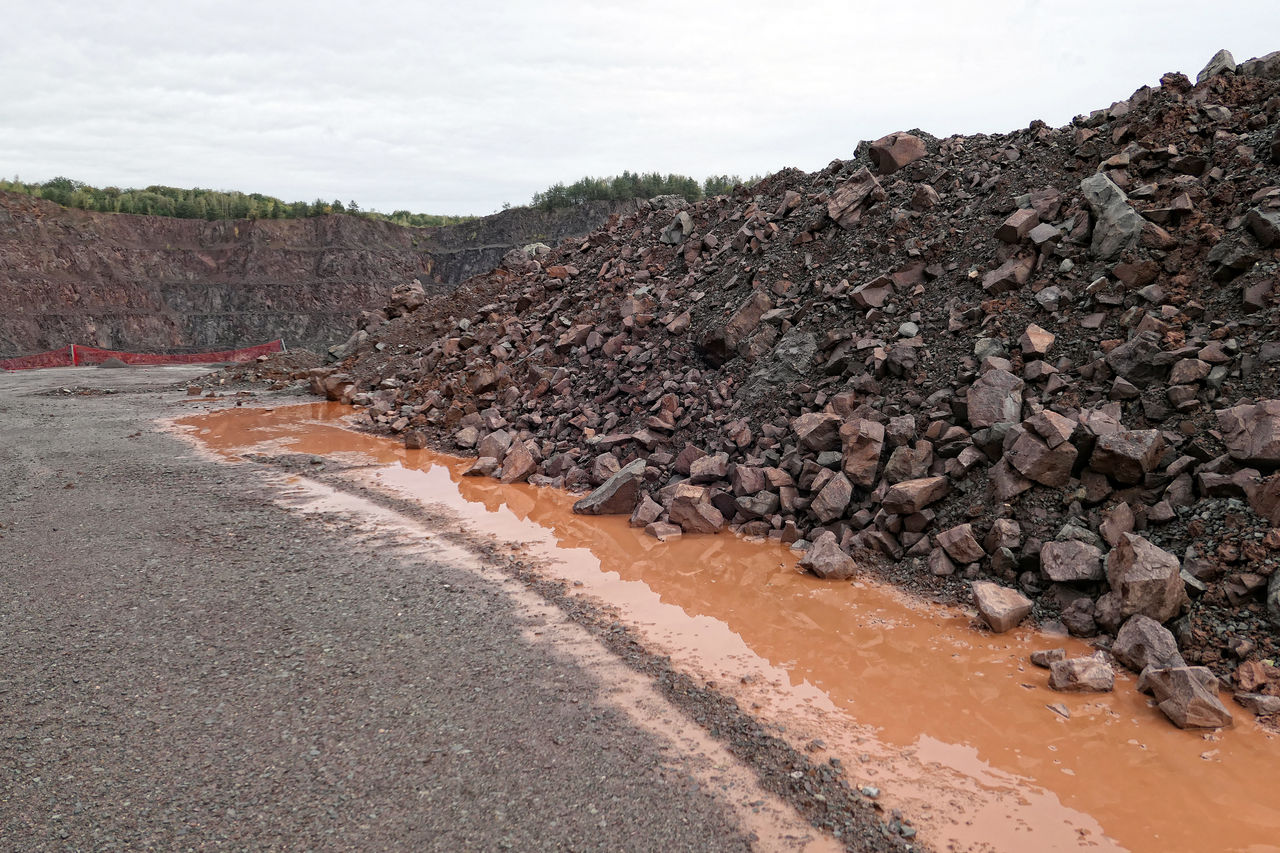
[4,1,1279,215]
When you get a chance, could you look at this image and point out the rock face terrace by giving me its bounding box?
[309,52,1280,730]
[0,193,629,356]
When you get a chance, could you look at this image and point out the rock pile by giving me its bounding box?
[322,51,1280,725]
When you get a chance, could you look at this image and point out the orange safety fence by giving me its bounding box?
[0,339,285,371]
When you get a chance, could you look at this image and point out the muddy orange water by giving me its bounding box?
[179,402,1280,853]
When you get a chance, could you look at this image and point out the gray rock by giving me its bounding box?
[1112,614,1184,673]
[1040,539,1104,582]
[1106,534,1188,623]
[1196,48,1236,84]
[972,580,1033,633]
[1143,666,1233,729]
[967,368,1024,428]
[1049,656,1115,692]
[1079,173,1144,260]
[572,459,647,515]
[799,531,858,580]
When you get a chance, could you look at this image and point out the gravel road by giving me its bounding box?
[0,367,830,851]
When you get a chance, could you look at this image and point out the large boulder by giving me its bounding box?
[868,132,927,175]
[667,483,725,534]
[1090,430,1165,485]
[799,531,858,580]
[972,581,1033,633]
[1216,400,1280,466]
[840,419,885,488]
[1049,656,1115,692]
[1112,614,1184,673]
[1080,172,1144,260]
[572,459,647,515]
[1040,539,1104,582]
[1143,666,1233,729]
[881,476,950,514]
[1105,534,1188,622]
[967,369,1024,428]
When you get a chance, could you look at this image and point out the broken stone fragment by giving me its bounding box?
[881,476,949,514]
[667,483,725,534]
[1089,429,1165,485]
[1112,614,1184,673]
[1019,324,1055,357]
[1007,427,1077,487]
[967,368,1024,428]
[1196,48,1236,84]
[1079,172,1144,260]
[867,132,927,175]
[997,208,1039,243]
[1031,648,1067,668]
[1216,400,1280,465]
[1049,656,1115,692]
[573,459,647,515]
[810,472,853,523]
[938,523,985,564]
[1105,533,1188,623]
[827,168,886,228]
[981,255,1034,294]
[792,412,843,452]
[1143,666,1234,729]
[498,441,538,484]
[972,580,1033,633]
[1245,208,1280,248]
[699,290,772,366]
[464,456,501,477]
[798,530,858,580]
[645,521,683,541]
[840,418,885,488]
[1040,539,1104,583]
[629,494,664,528]
[1234,693,1280,715]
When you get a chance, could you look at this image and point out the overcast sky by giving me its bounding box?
[4,1,1279,215]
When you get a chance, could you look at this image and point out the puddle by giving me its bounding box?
[177,402,1280,853]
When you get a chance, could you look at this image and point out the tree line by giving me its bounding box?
[0,170,766,225]
[0,177,475,227]
[530,171,762,211]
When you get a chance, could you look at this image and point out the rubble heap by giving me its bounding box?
[318,52,1280,726]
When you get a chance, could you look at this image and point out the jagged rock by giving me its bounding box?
[1112,615,1184,673]
[1106,533,1188,622]
[573,459,647,515]
[477,429,514,461]
[938,523,985,564]
[1031,648,1067,668]
[1019,324,1055,357]
[799,531,858,580]
[667,483,725,534]
[1049,656,1115,692]
[967,369,1024,428]
[881,476,949,514]
[868,132,927,175]
[1268,570,1280,626]
[630,494,664,528]
[1143,666,1234,729]
[1080,172,1144,260]
[1234,693,1280,715]
[827,168,885,228]
[997,209,1039,244]
[1040,539,1104,582]
[811,472,853,523]
[689,452,729,484]
[1196,48,1236,83]
[499,441,537,484]
[1216,400,1280,465]
[465,456,500,477]
[700,290,772,366]
[1007,427,1077,487]
[590,452,621,485]
[645,521,682,541]
[1104,330,1165,384]
[972,580,1032,633]
[792,412,843,452]
[840,419,885,488]
[660,210,694,245]
[981,255,1033,294]
[1099,502,1135,547]
[1246,209,1280,248]
[1090,429,1165,485]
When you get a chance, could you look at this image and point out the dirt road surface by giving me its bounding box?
[0,367,850,851]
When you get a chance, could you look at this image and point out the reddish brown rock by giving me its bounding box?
[997,209,1040,243]
[1049,656,1115,692]
[1089,430,1165,485]
[499,441,538,484]
[868,132,927,175]
[573,459,647,515]
[1040,539,1104,582]
[827,168,886,228]
[1007,428,1077,487]
[981,255,1034,294]
[840,418,885,488]
[1099,502,1135,547]
[792,412,843,452]
[938,523,985,564]
[972,580,1033,633]
[667,483,725,534]
[881,476,949,514]
[1019,323,1055,357]
[967,369,1025,428]
[629,494,664,528]
[700,290,772,366]
[1112,614,1184,673]
[645,521,683,541]
[811,472,853,523]
[799,530,858,580]
[1216,400,1280,465]
[1106,533,1188,622]
[1142,666,1234,729]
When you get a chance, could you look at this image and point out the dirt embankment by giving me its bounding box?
[0,194,628,356]
[313,52,1280,727]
